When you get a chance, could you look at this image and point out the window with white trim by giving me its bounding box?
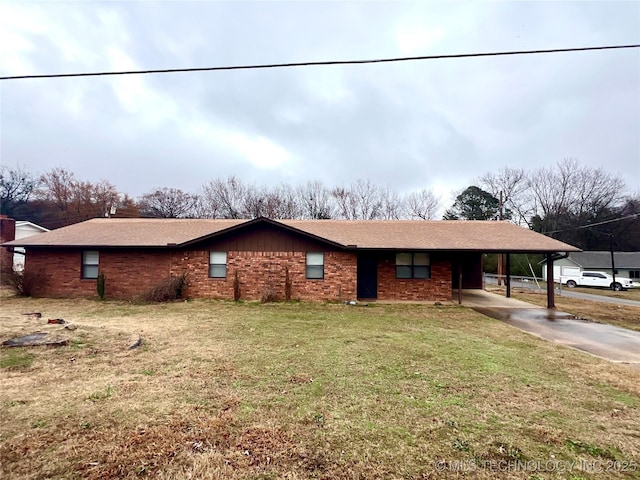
[306,252,324,279]
[396,253,431,279]
[82,250,99,279]
[630,270,640,279]
[209,252,227,278]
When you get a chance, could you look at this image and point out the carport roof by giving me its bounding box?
[3,217,579,253]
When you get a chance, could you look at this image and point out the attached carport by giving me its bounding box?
[452,248,580,309]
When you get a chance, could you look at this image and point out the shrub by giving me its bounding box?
[96,271,106,300]
[3,269,45,296]
[141,274,188,302]
[284,267,292,301]
[233,270,241,301]
[260,285,278,303]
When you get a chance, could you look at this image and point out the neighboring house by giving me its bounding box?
[541,251,640,281]
[12,221,50,271]
[2,217,578,301]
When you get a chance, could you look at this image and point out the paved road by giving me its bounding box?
[483,276,640,307]
[555,289,640,307]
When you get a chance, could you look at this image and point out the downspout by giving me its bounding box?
[505,253,511,298]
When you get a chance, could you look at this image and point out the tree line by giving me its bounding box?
[0,167,440,228]
[1,158,638,250]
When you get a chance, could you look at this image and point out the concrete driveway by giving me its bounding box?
[461,290,640,365]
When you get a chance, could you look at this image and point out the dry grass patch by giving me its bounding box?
[1,297,639,479]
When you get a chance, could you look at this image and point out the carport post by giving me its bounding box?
[458,258,463,304]
[505,253,511,298]
[546,253,555,309]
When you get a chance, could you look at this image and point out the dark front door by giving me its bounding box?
[357,255,378,299]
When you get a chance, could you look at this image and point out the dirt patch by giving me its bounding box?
[2,332,68,347]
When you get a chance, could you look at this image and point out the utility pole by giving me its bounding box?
[497,191,503,286]
[608,233,617,290]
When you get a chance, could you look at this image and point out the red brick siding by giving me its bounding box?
[376,254,452,301]
[172,250,357,301]
[24,248,172,299]
[24,249,93,297]
[23,246,453,302]
[0,216,16,280]
[23,247,357,301]
[101,250,172,298]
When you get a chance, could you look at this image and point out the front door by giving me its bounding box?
[357,255,378,299]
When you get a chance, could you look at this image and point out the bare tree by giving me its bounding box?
[297,181,335,219]
[478,167,530,226]
[92,180,122,217]
[378,187,403,220]
[403,189,441,220]
[35,168,129,226]
[332,179,385,220]
[38,167,76,212]
[528,158,626,240]
[0,165,39,216]
[241,183,265,219]
[138,187,199,218]
[268,184,302,219]
[201,176,247,219]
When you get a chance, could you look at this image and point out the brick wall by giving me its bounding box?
[23,247,357,301]
[172,250,357,302]
[23,246,454,302]
[377,254,452,301]
[0,216,16,281]
[24,249,93,297]
[24,248,172,299]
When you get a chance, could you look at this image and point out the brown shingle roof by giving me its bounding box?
[3,218,245,247]
[3,217,579,253]
[279,220,579,252]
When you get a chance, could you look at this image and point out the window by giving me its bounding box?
[82,250,99,279]
[209,252,227,278]
[630,270,640,279]
[396,253,430,279]
[306,252,324,279]
[584,272,606,279]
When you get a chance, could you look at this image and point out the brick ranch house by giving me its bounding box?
[1,216,578,303]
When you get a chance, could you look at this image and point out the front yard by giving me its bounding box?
[1,297,639,479]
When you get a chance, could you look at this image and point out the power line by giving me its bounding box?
[544,213,639,234]
[1,44,638,81]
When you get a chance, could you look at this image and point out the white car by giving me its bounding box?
[560,271,635,291]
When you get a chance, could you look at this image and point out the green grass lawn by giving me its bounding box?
[1,297,639,479]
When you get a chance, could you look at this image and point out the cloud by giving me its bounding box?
[1,1,638,201]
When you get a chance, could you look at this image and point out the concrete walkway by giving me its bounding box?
[461,290,640,365]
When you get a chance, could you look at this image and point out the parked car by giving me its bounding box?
[559,271,636,291]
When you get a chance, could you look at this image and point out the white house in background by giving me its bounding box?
[13,221,49,271]
[541,251,640,282]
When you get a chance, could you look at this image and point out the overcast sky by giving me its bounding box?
[1,1,639,205]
